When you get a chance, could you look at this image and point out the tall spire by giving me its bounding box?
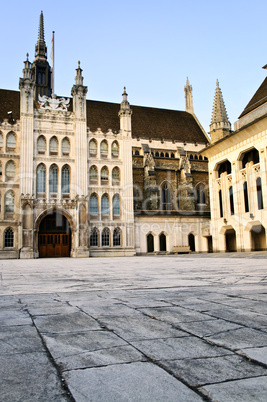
[184,77,194,114]
[34,11,47,61]
[210,80,231,143]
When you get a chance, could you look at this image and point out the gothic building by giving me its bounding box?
[0,12,214,259]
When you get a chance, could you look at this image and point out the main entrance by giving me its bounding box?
[38,212,71,258]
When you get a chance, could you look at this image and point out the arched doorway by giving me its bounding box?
[225,229,237,252]
[38,212,71,257]
[188,233,195,252]
[147,233,154,253]
[251,224,266,251]
[159,233,166,252]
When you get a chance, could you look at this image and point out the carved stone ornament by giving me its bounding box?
[38,94,70,111]
[144,152,155,170]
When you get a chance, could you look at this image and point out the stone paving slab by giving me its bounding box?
[64,361,203,402]
[0,325,44,354]
[239,346,267,365]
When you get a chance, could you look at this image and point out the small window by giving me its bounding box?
[89,139,97,155]
[199,155,203,161]
[4,227,14,248]
[101,195,109,215]
[194,155,198,160]
[37,136,46,154]
[112,141,119,157]
[0,132,3,147]
[155,152,159,157]
[165,152,169,158]
[113,194,120,216]
[204,156,208,161]
[5,161,15,180]
[90,228,98,246]
[190,154,193,160]
[5,191,15,213]
[62,138,70,155]
[49,137,58,155]
[90,194,98,215]
[112,167,120,185]
[89,166,98,182]
[100,140,108,157]
[113,228,121,246]
[134,150,140,156]
[102,227,110,246]
[6,132,16,150]
[0,163,2,177]
[171,153,175,158]
[101,166,109,183]
[160,152,164,157]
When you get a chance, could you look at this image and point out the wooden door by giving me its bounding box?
[39,234,70,258]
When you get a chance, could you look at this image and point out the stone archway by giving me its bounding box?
[251,224,266,251]
[38,211,72,258]
[225,228,237,252]
[147,233,154,253]
[188,233,195,252]
[159,233,167,252]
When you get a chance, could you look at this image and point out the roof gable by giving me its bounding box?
[239,76,267,118]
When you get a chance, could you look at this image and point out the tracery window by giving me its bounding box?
[112,167,120,185]
[101,166,109,183]
[5,191,15,213]
[90,194,98,215]
[161,183,171,210]
[113,228,121,246]
[113,194,120,216]
[4,227,14,248]
[6,132,16,150]
[111,141,119,157]
[0,132,3,147]
[62,165,70,193]
[90,228,98,246]
[89,139,97,155]
[101,194,109,215]
[5,160,15,180]
[62,137,70,155]
[49,137,58,155]
[37,136,46,154]
[36,164,46,193]
[49,164,58,193]
[100,140,108,157]
[102,227,110,246]
[196,183,205,204]
[89,166,98,182]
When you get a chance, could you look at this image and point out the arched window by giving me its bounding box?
[90,228,98,246]
[190,154,193,160]
[5,191,14,213]
[243,181,249,212]
[62,137,70,155]
[36,164,46,194]
[0,132,3,147]
[89,166,98,182]
[62,165,70,194]
[199,155,203,161]
[188,233,195,252]
[159,233,166,252]
[90,194,98,215]
[49,164,58,193]
[229,186,234,215]
[204,156,208,161]
[113,194,120,216]
[256,177,264,210]
[160,152,164,157]
[165,152,169,158]
[112,167,120,185]
[89,139,97,155]
[194,155,198,160]
[155,152,159,157]
[218,160,231,176]
[241,148,259,168]
[37,136,46,154]
[6,132,16,150]
[49,137,58,155]
[161,183,171,210]
[147,233,154,252]
[0,162,2,178]
[102,227,110,246]
[101,194,109,215]
[171,153,175,158]
[196,183,205,204]
[113,228,121,246]
[111,141,119,157]
[219,190,223,217]
[135,150,140,156]
[5,161,15,180]
[101,166,109,183]
[4,227,14,248]
[100,140,108,157]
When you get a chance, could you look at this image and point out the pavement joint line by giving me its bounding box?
[24,306,75,402]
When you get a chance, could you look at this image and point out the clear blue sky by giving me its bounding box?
[1,0,266,134]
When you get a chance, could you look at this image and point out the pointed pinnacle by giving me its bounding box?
[38,11,45,42]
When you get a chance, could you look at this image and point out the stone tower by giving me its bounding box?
[31,11,52,99]
[210,80,231,143]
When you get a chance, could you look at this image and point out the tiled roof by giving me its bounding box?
[0,89,207,144]
[239,76,267,118]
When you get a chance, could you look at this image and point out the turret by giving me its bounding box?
[210,80,231,143]
[118,87,132,134]
[31,11,52,99]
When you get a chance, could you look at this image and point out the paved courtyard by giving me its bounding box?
[0,253,267,401]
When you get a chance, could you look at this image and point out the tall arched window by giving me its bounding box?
[113,228,121,246]
[90,228,98,246]
[219,190,223,217]
[100,140,108,157]
[37,136,46,154]
[161,183,171,210]
[111,141,119,157]
[62,137,70,155]
[229,186,234,215]
[5,191,15,213]
[89,139,97,155]
[101,194,109,215]
[49,164,58,193]
[36,164,46,194]
[4,227,14,248]
[196,183,205,204]
[102,228,110,246]
[62,165,70,194]
[6,132,16,150]
[256,177,264,210]
[5,160,15,180]
[89,166,98,182]
[0,132,3,148]
[0,162,2,178]
[112,167,120,185]
[113,194,120,216]
[49,137,58,155]
[243,181,249,212]
[90,194,98,215]
[101,166,109,183]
